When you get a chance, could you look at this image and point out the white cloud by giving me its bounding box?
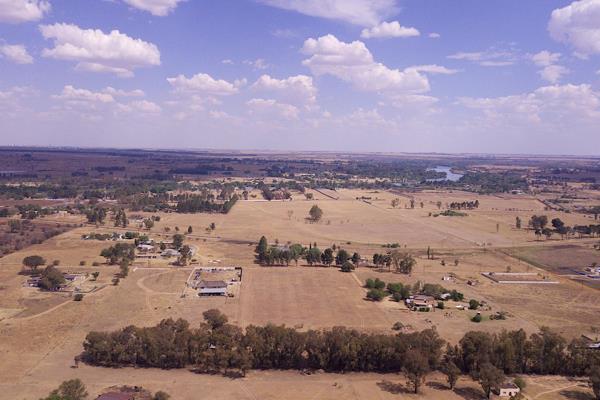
[122,0,185,16]
[429,32,441,39]
[252,74,317,105]
[549,0,600,57]
[0,0,50,23]
[531,50,561,66]
[257,0,397,26]
[247,98,299,120]
[166,72,243,96]
[0,43,33,64]
[221,59,234,65]
[301,34,429,93]
[540,65,569,84]
[360,21,419,39]
[459,83,600,122]
[53,85,115,103]
[118,99,161,114]
[448,49,516,67]
[39,23,160,78]
[243,58,269,70]
[530,51,568,83]
[406,64,458,75]
[102,87,145,97]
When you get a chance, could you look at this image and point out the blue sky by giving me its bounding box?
[1,0,600,154]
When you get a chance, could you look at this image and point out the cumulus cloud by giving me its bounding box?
[360,21,419,39]
[53,85,115,104]
[459,83,600,122]
[531,50,561,66]
[247,98,299,120]
[252,74,317,106]
[448,48,517,67]
[122,0,186,16]
[166,72,244,96]
[257,0,397,26]
[530,51,568,83]
[39,23,161,78]
[0,43,33,64]
[0,0,50,23]
[549,0,600,57]
[429,32,441,39]
[301,34,429,93]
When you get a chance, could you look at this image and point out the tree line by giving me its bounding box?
[81,311,600,398]
[255,236,360,269]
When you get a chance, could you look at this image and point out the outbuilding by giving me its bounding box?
[497,382,520,397]
[198,280,228,296]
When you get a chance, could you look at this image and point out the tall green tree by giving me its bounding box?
[23,255,46,274]
[403,350,430,394]
[308,205,323,222]
[41,379,88,400]
[478,363,504,399]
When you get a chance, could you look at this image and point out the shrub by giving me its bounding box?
[366,289,386,301]
[437,301,445,309]
[469,299,480,310]
[365,278,385,289]
[73,293,84,301]
[472,313,482,323]
[513,377,526,390]
[79,260,86,266]
[92,261,100,267]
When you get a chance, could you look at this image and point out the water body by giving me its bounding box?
[427,166,463,182]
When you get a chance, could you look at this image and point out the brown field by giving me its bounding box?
[1,188,599,399]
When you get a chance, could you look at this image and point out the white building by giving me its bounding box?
[498,383,520,397]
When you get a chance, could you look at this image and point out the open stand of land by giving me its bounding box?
[1,186,600,399]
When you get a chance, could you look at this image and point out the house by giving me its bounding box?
[63,273,86,282]
[497,382,520,397]
[198,280,228,296]
[406,295,435,310]
[136,244,155,253]
[161,248,181,258]
[26,277,41,287]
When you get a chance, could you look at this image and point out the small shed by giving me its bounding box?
[498,382,520,397]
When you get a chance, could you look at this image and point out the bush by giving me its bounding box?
[513,377,526,390]
[472,313,482,323]
[79,260,86,266]
[92,261,100,267]
[340,261,354,272]
[392,321,405,331]
[437,301,445,309]
[52,260,60,266]
[469,299,480,310]
[366,289,386,301]
[365,278,385,289]
[73,293,84,301]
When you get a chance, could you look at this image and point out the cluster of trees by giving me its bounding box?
[175,194,238,214]
[100,243,135,265]
[38,265,66,291]
[254,236,360,269]
[80,312,600,398]
[449,200,479,210]
[114,208,128,227]
[526,215,600,240]
[84,207,107,224]
[372,251,416,274]
[364,278,463,303]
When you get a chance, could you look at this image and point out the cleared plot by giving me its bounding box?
[237,267,394,330]
[509,244,599,273]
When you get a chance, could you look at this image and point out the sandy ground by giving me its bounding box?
[1,189,599,399]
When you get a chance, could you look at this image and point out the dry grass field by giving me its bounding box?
[1,188,599,399]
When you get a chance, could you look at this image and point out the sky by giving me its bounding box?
[1,0,600,155]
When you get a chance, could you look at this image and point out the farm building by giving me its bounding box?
[197,280,228,296]
[161,249,181,258]
[497,382,520,397]
[136,244,155,253]
[63,273,86,282]
[96,393,135,400]
[406,295,435,310]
